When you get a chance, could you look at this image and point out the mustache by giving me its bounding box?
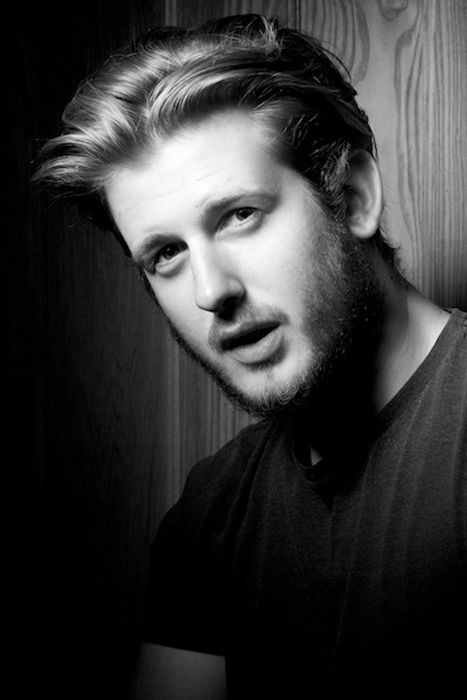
[207,302,288,352]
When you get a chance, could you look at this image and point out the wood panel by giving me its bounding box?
[163,0,467,506]
[169,0,467,306]
[355,0,467,306]
[12,1,466,698]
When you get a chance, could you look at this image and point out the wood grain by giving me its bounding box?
[164,0,467,513]
[355,0,467,306]
[14,1,466,697]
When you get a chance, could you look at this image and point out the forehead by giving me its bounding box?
[104,110,292,241]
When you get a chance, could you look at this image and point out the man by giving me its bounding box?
[34,14,466,700]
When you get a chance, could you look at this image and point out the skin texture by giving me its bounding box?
[106,110,450,698]
[105,111,385,417]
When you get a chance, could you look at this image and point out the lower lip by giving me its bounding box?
[226,326,283,365]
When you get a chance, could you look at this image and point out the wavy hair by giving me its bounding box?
[33,14,396,263]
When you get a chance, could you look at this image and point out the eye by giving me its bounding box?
[233,207,256,221]
[154,242,187,269]
[222,207,260,228]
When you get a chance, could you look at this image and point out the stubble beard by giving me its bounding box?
[161,222,385,419]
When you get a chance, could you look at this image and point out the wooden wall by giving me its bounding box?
[10,1,466,698]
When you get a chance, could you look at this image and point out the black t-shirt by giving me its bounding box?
[143,309,467,698]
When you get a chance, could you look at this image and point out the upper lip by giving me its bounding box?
[218,322,279,351]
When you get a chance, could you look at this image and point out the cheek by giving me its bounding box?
[151,276,207,342]
[257,225,315,293]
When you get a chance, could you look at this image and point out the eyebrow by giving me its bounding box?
[133,233,175,270]
[132,190,278,268]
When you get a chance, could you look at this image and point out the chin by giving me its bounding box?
[216,359,321,418]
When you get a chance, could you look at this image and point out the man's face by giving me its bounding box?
[106,111,381,415]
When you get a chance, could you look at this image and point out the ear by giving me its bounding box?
[345,150,383,239]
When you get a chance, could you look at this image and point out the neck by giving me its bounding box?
[371,263,449,411]
[298,254,449,466]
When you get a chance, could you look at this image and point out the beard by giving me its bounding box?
[157,219,385,420]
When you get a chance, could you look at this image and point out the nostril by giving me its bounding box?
[217,294,244,320]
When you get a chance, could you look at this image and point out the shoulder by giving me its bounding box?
[445,307,467,341]
[378,307,467,470]
[179,418,281,523]
[188,418,274,483]
[431,308,467,384]
[412,307,467,394]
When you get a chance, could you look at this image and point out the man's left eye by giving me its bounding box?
[223,207,259,227]
[234,207,256,221]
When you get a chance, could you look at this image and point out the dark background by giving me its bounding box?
[7,1,466,698]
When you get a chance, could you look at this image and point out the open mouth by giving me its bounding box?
[223,324,278,351]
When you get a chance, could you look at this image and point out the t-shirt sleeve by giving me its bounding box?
[139,420,271,656]
[140,494,227,656]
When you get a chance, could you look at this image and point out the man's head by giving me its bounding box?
[34,14,395,415]
[34,14,393,257]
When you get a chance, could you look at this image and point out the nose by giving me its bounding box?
[191,245,244,314]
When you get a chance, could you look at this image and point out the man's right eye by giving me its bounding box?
[154,242,187,268]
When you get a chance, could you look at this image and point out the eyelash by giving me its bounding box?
[151,207,260,272]
[222,207,257,227]
[154,242,187,265]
